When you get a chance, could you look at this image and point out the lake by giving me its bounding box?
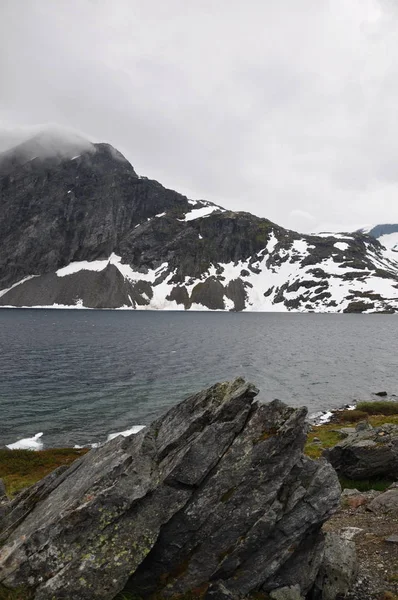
[1,309,397,448]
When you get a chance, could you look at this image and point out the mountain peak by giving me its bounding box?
[0,124,95,175]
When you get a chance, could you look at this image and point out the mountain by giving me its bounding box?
[358,223,398,255]
[1,133,398,312]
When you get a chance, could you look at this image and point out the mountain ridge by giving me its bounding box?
[1,135,398,312]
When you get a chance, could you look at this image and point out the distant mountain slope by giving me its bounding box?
[359,223,398,256]
[1,133,398,312]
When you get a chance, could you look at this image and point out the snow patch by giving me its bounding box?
[379,232,398,252]
[0,275,38,298]
[334,242,349,251]
[180,205,221,222]
[56,259,110,277]
[107,425,145,441]
[266,231,278,254]
[6,432,44,451]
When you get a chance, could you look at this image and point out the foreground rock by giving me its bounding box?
[0,379,341,599]
[324,423,398,479]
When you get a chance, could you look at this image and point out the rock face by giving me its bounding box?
[324,423,398,479]
[0,379,341,600]
[1,132,398,311]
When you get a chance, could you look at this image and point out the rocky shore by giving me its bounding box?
[0,380,397,600]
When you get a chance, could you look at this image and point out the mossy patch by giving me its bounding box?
[335,409,369,423]
[220,487,236,503]
[304,424,343,459]
[339,475,393,492]
[0,585,34,600]
[356,401,398,416]
[0,447,88,497]
[305,409,398,461]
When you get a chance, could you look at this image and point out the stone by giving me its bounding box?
[341,488,361,497]
[336,427,356,438]
[313,532,358,600]
[341,488,381,508]
[0,379,341,600]
[374,391,388,397]
[324,424,398,479]
[345,495,369,509]
[367,488,398,514]
[204,582,236,599]
[269,584,303,600]
[355,420,373,432]
[340,527,363,541]
[385,535,398,543]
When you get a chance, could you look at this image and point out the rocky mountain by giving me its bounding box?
[1,132,398,312]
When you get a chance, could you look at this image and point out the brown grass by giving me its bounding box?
[0,447,88,497]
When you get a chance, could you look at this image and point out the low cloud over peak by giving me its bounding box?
[1,1,398,232]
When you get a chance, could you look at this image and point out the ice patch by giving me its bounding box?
[107,425,145,441]
[6,432,44,451]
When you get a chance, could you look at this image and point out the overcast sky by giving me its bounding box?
[1,0,398,233]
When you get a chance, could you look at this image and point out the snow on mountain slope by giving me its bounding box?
[379,232,398,253]
[1,136,398,313]
[356,223,398,263]
[2,224,398,313]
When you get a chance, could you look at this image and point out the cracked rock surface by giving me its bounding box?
[0,379,341,599]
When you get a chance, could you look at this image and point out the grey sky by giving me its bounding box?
[1,0,398,233]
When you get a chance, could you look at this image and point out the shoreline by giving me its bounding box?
[4,392,396,452]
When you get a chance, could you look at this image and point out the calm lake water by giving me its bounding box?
[1,309,398,448]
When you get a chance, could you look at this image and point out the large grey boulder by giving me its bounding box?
[0,379,341,600]
[367,487,398,514]
[312,532,358,600]
[324,423,398,479]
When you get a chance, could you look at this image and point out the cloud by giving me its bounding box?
[1,0,398,232]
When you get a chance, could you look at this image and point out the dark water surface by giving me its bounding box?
[1,309,398,448]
